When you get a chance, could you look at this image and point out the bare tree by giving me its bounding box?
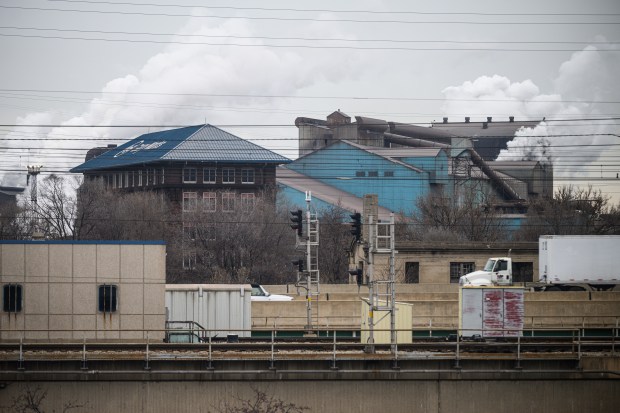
[2,385,85,413]
[0,200,24,239]
[173,189,297,284]
[209,386,309,413]
[75,178,171,241]
[515,185,620,240]
[317,205,351,283]
[31,174,81,239]
[406,187,508,242]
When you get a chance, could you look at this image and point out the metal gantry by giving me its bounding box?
[294,191,320,334]
[365,213,397,353]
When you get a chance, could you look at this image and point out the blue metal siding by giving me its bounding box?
[278,185,338,212]
[287,141,431,215]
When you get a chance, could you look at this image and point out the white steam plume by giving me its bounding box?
[1,13,362,187]
[441,39,620,198]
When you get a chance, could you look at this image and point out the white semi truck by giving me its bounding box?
[459,235,620,291]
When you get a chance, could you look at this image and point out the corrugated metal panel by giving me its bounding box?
[360,299,413,344]
[165,285,251,338]
[71,125,290,172]
[459,287,524,338]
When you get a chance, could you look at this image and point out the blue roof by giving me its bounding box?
[70,125,291,172]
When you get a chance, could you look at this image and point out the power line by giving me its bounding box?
[1,90,619,105]
[4,25,616,46]
[47,0,620,17]
[2,5,619,25]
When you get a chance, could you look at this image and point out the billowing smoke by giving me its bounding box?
[441,39,620,187]
[1,12,362,186]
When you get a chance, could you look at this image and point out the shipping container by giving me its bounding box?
[165,284,252,341]
[459,287,524,338]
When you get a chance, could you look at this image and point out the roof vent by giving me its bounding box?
[487,117,492,123]
[509,116,514,122]
[482,122,488,129]
[443,117,448,123]
[465,117,470,123]
[107,144,117,148]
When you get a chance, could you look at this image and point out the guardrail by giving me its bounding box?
[1,327,618,373]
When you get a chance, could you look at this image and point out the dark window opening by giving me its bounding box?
[512,262,534,283]
[405,262,419,283]
[384,171,394,177]
[355,171,366,177]
[368,171,379,177]
[3,284,22,312]
[98,284,118,312]
[450,262,475,283]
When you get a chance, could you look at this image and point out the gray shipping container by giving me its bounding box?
[459,287,524,338]
[165,284,252,340]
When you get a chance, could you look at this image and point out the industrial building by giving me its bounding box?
[279,111,553,219]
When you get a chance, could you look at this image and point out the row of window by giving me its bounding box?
[355,171,394,177]
[182,191,255,213]
[3,284,118,313]
[183,167,255,185]
[107,168,163,189]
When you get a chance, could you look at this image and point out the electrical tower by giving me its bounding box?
[26,165,43,239]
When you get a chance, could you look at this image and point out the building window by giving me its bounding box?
[124,172,129,188]
[405,262,420,283]
[203,192,217,212]
[183,252,196,270]
[203,168,216,184]
[3,284,23,312]
[183,167,197,183]
[98,284,118,312]
[355,171,366,177]
[240,193,255,211]
[384,171,394,177]
[222,192,235,212]
[450,262,475,283]
[138,170,143,186]
[368,171,379,177]
[183,222,196,241]
[241,169,255,184]
[222,168,235,184]
[183,192,198,212]
[145,169,150,186]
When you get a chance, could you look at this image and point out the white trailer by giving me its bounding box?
[538,235,620,291]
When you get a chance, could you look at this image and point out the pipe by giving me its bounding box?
[384,133,451,149]
[467,149,522,201]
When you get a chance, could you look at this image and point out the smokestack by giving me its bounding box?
[443,117,448,123]
[487,117,492,123]
[465,117,470,123]
[509,116,514,122]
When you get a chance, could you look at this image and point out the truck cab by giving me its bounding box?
[459,257,513,287]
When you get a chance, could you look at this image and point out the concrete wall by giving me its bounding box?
[0,241,166,341]
[253,287,620,331]
[1,380,617,413]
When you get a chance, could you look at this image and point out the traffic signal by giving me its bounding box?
[292,258,304,272]
[348,268,363,285]
[350,212,362,241]
[290,209,303,236]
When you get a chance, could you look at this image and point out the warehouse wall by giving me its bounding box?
[0,241,166,341]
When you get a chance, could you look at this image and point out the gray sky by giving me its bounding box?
[1,0,619,200]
